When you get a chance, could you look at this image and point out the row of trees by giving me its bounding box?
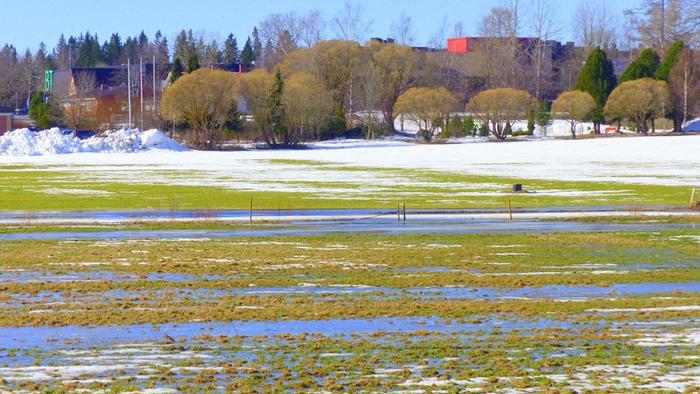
[160,37,698,148]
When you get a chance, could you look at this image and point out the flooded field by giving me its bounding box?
[0,213,698,392]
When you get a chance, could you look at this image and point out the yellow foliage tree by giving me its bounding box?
[240,69,276,145]
[393,87,459,142]
[161,68,240,149]
[367,41,421,132]
[467,88,536,140]
[283,72,335,143]
[604,77,671,134]
[551,90,597,139]
[312,40,363,112]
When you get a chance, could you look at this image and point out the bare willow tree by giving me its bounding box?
[390,14,416,45]
[604,78,672,134]
[625,0,700,49]
[367,41,421,132]
[467,88,536,140]
[283,72,335,142]
[551,90,597,139]
[161,69,240,149]
[332,1,373,43]
[312,40,363,115]
[394,87,459,142]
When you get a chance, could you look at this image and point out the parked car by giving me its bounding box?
[14,107,28,116]
[75,130,97,140]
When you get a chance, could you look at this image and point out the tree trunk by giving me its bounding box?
[384,110,396,133]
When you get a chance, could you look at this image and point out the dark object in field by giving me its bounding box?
[513,184,524,192]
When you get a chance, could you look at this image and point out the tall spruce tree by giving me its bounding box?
[252,27,262,62]
[223,34,239,65]
[654,40,684,81]
[102,33,123,65]
[240,38,254,66]
[619,48,660,83]
[76,32,102,67]
[266,68,287,145]
[575,48,617,133]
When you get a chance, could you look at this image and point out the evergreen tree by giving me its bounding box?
[575,48,617,132]
[29,92,47,127]
[153,31,170,76]
[186,53,200,73]
[138,30,149,58]
[223,34,239,65]
[536,101,551,135]
[173,30,196,65]
[266,67,287,144]
[54,34,70,70]
[654,40,684,81]
[121,37,139,63]
[619,48,660,83]
[240,38,255,66]
[67,36,78,67]
[102,33,123,65]
[169,58,184,84]
[76,32,102,67]
[252,27,262,61]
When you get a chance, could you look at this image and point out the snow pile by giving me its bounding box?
[140,129,187,151]
[0,128,186,156]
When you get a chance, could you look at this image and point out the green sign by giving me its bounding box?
[44,69,54,92]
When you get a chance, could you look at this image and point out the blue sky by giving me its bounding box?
[6,0,642,52]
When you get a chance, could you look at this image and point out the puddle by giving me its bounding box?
[0,270,233,284]
[0,317,583,350]
[4,282,697,308]
[0,219,696,240]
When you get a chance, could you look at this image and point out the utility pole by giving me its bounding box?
[127,58,132,130]
[139,57,144,131]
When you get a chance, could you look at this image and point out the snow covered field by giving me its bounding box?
[1,130,699,188]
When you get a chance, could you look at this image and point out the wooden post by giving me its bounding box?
[403,203,406,222]
[508,200,513,222]
[691,187,697,209]
[397,202,401,222]
[249,197,253,223]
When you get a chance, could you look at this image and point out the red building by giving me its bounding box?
[0,107,12,135]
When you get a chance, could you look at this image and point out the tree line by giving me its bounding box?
[3,0,700,145]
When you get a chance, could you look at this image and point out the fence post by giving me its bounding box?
[690,187,697,209]
[249,197,253,223]
[403,203,407,222]
[508,200,513,222]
